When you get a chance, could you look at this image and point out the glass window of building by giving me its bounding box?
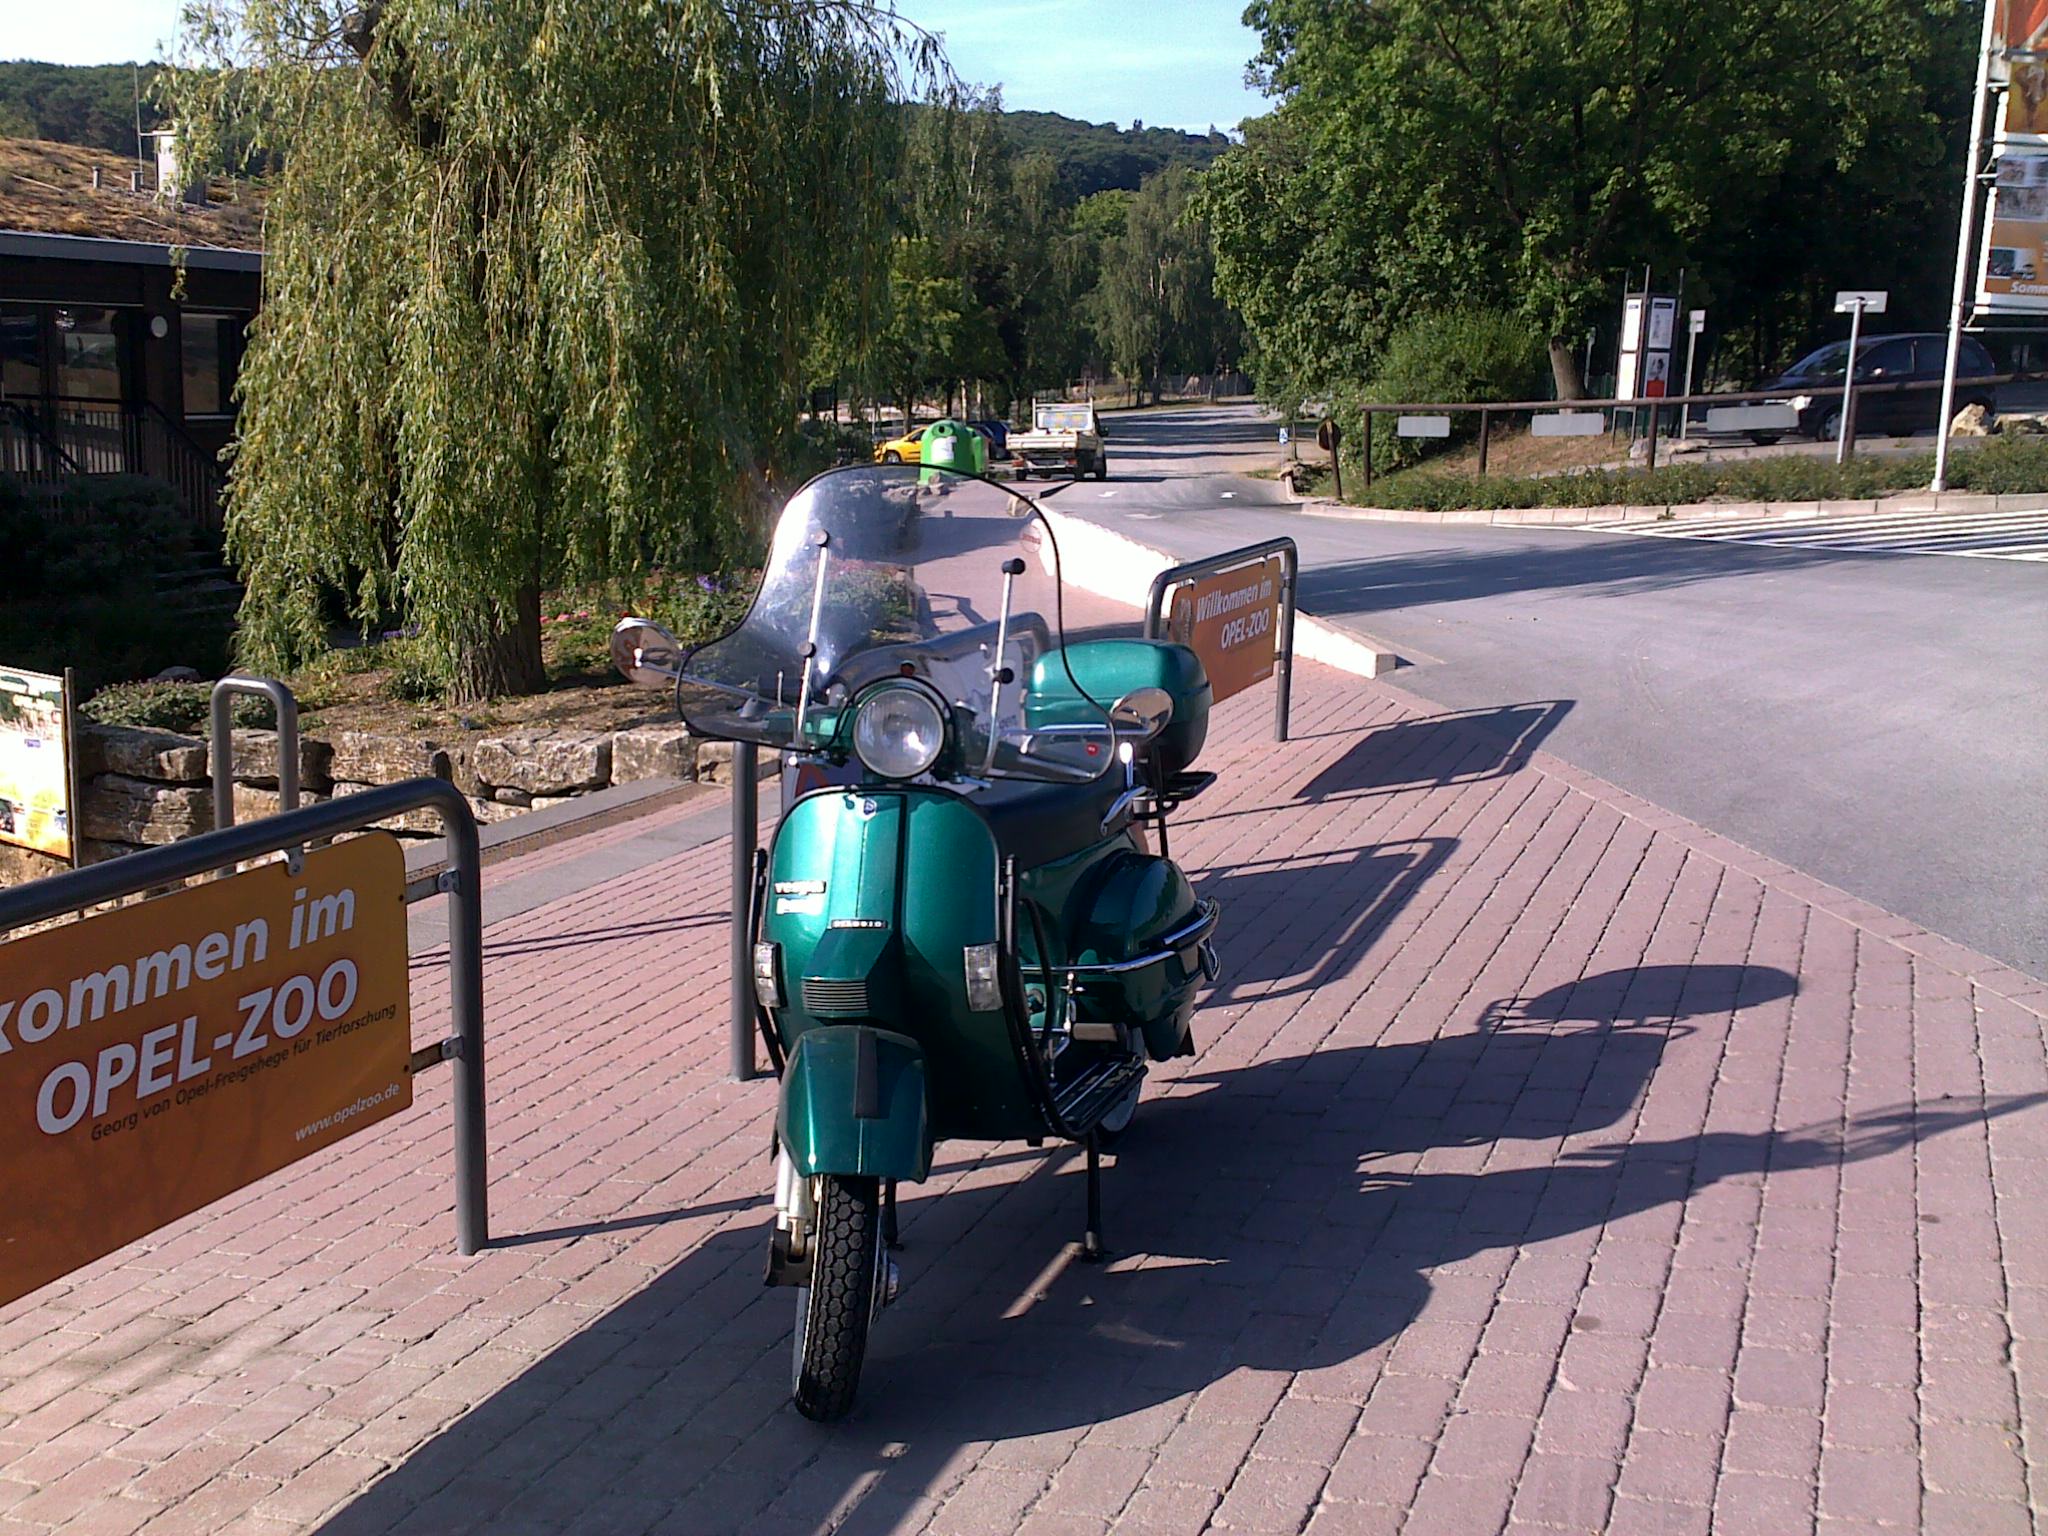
[180,314,242,416]
[52,308,125,401]
[1,307,42,403]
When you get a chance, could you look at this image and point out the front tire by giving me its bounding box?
[791,1174,881,1422]
[882,450,902,464]
[1093,455,1109,481]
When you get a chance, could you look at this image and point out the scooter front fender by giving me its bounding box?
[777,1026,932,1183]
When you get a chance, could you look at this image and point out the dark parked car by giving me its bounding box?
[1760,333,1996,442]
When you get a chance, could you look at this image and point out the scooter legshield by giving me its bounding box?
[763,786,1044,1149]
[777,1026,931,1181]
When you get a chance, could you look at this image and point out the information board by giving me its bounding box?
[0,668,74,863]
[0,833,413,1304]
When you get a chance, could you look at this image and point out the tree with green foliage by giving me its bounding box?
[166,0,933,702]
[1208,0,1974,402]
[1361,306,1547,467]
[1092,167,1240,400]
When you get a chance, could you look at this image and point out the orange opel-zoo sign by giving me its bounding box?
[1166,556,1283,703]
[0,833,412,1305]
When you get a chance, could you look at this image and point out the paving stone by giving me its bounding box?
[0,652,2040,1535]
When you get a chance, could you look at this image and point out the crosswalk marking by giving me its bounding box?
[1586,507,2048,561]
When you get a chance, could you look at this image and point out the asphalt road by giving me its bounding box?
[1054,403,2048,979]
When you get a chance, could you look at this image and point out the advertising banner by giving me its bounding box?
[0,668,74,863]
[0,833,413,1305]
[2000,0,2048,139]
[1616,294,1677,399]
[1980,1,2048,310]
[1980,151,2048,311]
[1167,557,1282,704]
[1616,296,1643,400]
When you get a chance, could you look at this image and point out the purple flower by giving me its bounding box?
[696,574,721,593]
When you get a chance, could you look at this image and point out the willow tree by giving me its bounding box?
[168,0,934,700]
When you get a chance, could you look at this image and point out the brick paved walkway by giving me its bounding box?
[3,658,2045,1536]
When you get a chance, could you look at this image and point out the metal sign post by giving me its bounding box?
[731,741,759,1082]
[61,669,81,871]
[1834,291,1888,465]
[1679,310,1706,439]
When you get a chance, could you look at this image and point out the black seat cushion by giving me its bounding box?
[976,774,1127,868]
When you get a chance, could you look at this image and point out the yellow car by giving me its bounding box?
[872,425,929,464]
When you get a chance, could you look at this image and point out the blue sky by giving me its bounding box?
[8,0,1272,133]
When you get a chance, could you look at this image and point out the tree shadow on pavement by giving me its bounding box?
[313,961,2041,1536]
[1194,837,1454,1004]
[1292,701,1573,801]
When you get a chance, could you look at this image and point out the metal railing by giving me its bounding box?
[1358,372,2019,486]
[0,400,84,480]
[0,777,492,1255]
[1143,537,1299,743]
[0,397,226,530]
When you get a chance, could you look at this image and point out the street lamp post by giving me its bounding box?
[1935,0,2001,493]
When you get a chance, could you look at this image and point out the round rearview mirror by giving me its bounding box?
[610,618,683,689]
[1109,686,1174,741]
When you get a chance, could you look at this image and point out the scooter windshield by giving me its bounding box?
[678,465,1117,783]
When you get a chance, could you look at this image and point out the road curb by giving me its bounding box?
[1041,507,1402,679]
[1284,488,2048,526]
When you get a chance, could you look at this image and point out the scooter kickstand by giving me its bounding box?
[883,1179,901,1251]
[1081,1133,1106,1263]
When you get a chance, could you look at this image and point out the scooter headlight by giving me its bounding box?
[852,685,946,780]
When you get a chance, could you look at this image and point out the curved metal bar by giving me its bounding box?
[1060,899,1222,977]
[209,675,301,832]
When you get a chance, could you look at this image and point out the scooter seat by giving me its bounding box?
[976,775,1129,868]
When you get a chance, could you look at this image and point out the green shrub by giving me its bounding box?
[0,476,194,600]
[0,475,234,691]
[782,419,877,484]
[540,572,756,685]
[83,681,273,733]
[1942,432,2048,493]
[1361,434,2048,512]
[1357,307,1549,471]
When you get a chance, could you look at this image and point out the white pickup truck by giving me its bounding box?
[1010,403,1109,481]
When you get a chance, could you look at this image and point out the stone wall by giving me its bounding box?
[0,718,760,887]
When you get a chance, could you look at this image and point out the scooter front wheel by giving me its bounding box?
[791,1174,882,1422]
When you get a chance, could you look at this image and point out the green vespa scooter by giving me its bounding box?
[611,464,1220,1420]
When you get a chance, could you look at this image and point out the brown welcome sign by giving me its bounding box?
[1166,556,1284,703]
[0,833,413,1304]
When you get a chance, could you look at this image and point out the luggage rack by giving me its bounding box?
[1133,768,1216,857]
[1136,768,1216,821]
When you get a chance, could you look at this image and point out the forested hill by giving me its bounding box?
[995,110,1231,197]
[0,62,163,154]
[4,60,1233,197]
